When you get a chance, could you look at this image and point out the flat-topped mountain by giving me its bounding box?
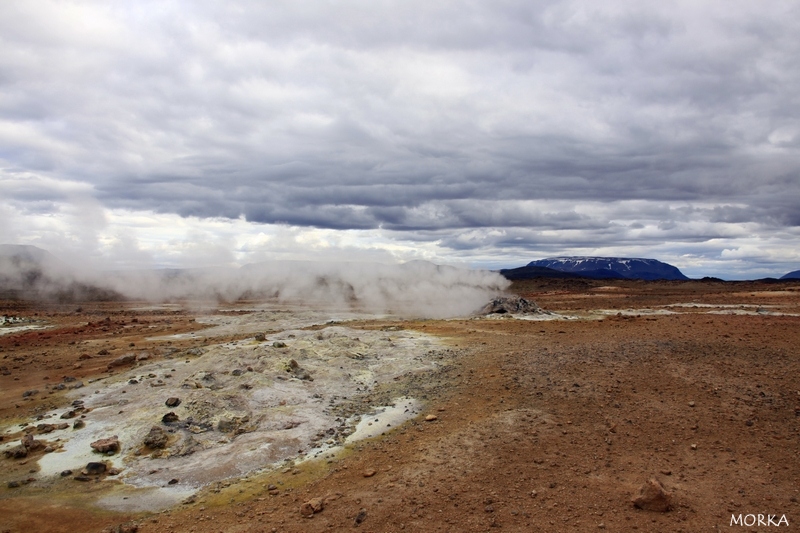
[523,256,690,281]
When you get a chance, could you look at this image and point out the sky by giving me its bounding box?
[1,1,799,280]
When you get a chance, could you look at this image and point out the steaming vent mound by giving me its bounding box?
[480,295,544,315]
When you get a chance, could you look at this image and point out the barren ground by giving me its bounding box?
[1,279,799,532]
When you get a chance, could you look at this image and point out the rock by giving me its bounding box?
[97,349,110,356]
[107,354,136,369]
[22,433,43,451]
[255,333,266,341]
[83,462,107,475]
[79,353,92,360]
[60,410,77,419]
[22,389,39,398]
[60,470,73,477]
[90,436,120,454]
[73,420,85,429]
[353,508,367,526]
[300,497,325,517]
[4,445,27,459]
[425,414,438,421]
[273,341,287,348]
[632,478,671,512]
[143,426,169,449]
[284,359,313,381]
[363,469,376,478]
[162,412,180,424]
[165,397,181,407]
[480,296,544,315]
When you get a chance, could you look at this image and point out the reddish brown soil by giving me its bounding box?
[1,280,799,532]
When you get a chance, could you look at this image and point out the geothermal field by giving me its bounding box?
[1,277,799,532]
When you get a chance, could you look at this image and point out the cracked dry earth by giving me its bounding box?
[1,279,800,532]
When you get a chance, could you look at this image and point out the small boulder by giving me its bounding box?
[162,412,180,424]
[107,354,136,369]
[90,436,120,454]
[22,433,44,452]
[143,426,169,449]
[83,462,107,475]
[4,445,27,459]
[354,508,367,526]
[165,397,181,407]
[300,497,325,517]
[632,478,671,512]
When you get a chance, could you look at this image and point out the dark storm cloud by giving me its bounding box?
[1,0,799,271]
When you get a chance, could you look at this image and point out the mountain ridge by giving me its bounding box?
[523,256,690,281]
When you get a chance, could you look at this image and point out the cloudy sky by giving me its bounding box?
[1,1,799,279]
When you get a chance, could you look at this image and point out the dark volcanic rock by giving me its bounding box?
[143,426,169,449]
[83,462,107,475]
[4,445,27,459]
[22,433,43,451]
[480,296,545,315]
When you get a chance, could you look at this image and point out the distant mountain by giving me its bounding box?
[781,270,800,280]
[0,244,62,288]
[0,244,60,266]
[499,265,590,280]
[0,244,120,301]
[526,256,690,281]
